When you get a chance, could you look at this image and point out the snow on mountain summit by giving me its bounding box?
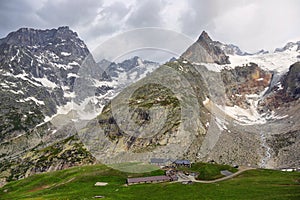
[228,47,299,74]
[275,41,300,53]
[199,39,300,74]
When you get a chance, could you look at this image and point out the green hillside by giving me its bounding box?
[0,164,299,200]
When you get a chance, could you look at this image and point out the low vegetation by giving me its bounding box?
[0,163,299,200]
[107,162,161,173]
[178,162,238,180]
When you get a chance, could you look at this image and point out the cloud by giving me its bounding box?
[36,0,102,27]
[178,0,250,38]
[126,0,164,28]
[91,28,193,62]
[82,1,131,38]
[0,0,43,36]
[0,0,299,55]
[212,0,300,52]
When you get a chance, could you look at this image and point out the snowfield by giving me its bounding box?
[200,47,299,73]
[228,50,299,74]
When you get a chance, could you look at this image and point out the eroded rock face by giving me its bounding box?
[181,31,230,65]
[283,62,300,99]
[259,62,300,111]
[221,63,273,108]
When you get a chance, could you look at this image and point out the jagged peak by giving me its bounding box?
[181,30,230,65]
[274,41,300,53]
[57,26,70,31]
[11,26,71,35]
[254,49,269,55]
[1,26,81,47]
[197,31,213,43]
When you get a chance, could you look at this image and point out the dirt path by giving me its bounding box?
[177,167,254,184]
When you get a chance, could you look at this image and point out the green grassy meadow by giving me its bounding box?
[0,163,299,200]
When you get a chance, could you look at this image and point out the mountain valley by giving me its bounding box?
[0,27,299,187]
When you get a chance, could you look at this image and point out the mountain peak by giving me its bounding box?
[274,41,300,53]
[12,26,71,37]
[181,31,230,65]
[57,26,70,30]
[197,31,212,42]
[1,26,83,49]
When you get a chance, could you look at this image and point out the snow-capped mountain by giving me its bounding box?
[0,27,91,140]
[0,27,159,128]
[101,56,159,94]
[191,35,300,125]
[275,41,300,53]
[49,56,159,124]
[0,27,159,183]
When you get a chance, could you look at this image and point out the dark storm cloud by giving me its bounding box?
[0,0,103,38]
[0,0,42,37]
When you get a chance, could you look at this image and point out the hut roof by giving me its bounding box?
[174,160,191,165]
[127,175,171,184]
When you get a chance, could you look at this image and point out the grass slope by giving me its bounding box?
[178,162,238,180]
[0,164,299,200]
[107,162,160,173]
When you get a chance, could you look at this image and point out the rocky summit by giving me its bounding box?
[181,31,230,65]
[0,27,299,186]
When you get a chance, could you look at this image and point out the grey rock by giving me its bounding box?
[181,31,230,65]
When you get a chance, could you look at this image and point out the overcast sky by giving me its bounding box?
[1,0,299,58]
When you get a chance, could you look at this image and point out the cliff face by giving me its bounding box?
[221,62,273,108]
[0,28,95,185]
[0,26,91,139]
